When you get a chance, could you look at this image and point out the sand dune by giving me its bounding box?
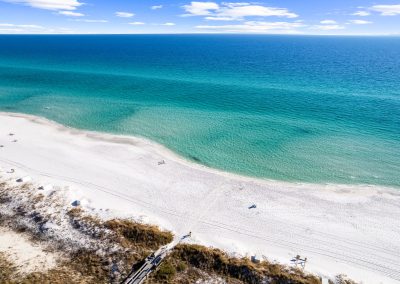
[0,112,399,283]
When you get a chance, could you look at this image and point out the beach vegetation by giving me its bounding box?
[0,253,14,283]
[166,244,321,284]
[105,219,173,249]
[154,260,177,281]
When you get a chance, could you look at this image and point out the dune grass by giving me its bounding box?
[148,244,321,284]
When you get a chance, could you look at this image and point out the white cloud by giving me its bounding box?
[196,21,304,33]
[115,11,135,18]
[183,2,298,20]
[151,5,163,10]
[20,24,43,28]
[162,22,176,26]
[0,28,23,32]
[317,20,346,30]
[348,19,372,25]
[371,4,400,16]
[320,20,337,24]
[182,2,219,16]
[352,11,370,16]
[58,10,84,16]
[205,16,236,21]
[0,23,44,28]
[74,19,108,23]
[0,22,70,34]
[220,4,297,19]
[2,0,82,10]
[311,24,345,31]
[129,22,145,25]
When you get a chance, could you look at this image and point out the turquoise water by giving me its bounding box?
[0,35,399,187]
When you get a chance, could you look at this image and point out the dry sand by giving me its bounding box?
[0,227,58,274]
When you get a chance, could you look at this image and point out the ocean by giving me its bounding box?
[0,35,399,187]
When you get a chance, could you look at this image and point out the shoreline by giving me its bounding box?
[2,111,397,191]
[1,111,400,283]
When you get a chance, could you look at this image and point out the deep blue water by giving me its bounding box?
[0,35,399,187]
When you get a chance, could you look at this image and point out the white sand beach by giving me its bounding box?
[0,112,399,283]
[0,227,58,274]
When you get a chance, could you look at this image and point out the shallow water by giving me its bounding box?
[0,35,399,187]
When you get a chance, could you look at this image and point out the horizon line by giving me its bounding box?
[1,33,400,37]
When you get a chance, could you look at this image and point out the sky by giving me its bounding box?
[0,0,400,34]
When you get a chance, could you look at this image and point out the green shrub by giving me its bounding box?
[155,261,176,281]
[176,261,187,272]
